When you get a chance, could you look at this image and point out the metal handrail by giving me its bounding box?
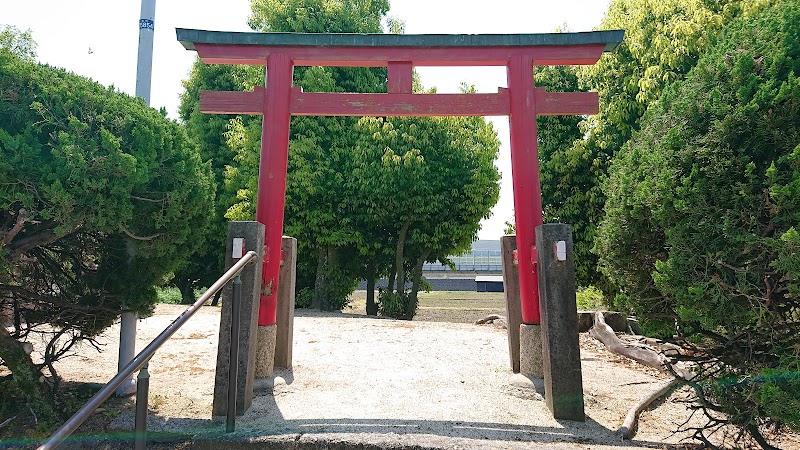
[38,250,258,450]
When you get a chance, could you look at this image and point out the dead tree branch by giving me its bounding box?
[589,311,694,439]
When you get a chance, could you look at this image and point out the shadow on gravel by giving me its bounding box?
[186,416,671,449]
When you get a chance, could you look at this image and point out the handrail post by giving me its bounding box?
[226,274,242,433]
[134,360,150,450]
[37,251,256,450]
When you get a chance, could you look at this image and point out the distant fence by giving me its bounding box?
[422,249,502,272]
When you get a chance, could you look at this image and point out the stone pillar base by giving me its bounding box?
[256,325,277,378]
[520,324,543,379]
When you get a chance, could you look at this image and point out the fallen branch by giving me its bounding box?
[589,311,692,379]
[475,314,503,325]
[121,226,161,241]
[0,415,16,430]
[618,378,680,439]
[589,311,693,439]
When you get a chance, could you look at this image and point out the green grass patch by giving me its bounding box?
[576,286,605,311]
[156,287,184,304]
[347,287,608,323]
[155,287,209,304]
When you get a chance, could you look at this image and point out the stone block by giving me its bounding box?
[256,324,277,378]
[212,221,264,417]
[519,324,543,378]
[577,311,630,333]
[536,224,585,421]
[577,312,594,332]
[501,235,522,373]
[274,236,296,369]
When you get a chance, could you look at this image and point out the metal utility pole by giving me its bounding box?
[117,0,156,397]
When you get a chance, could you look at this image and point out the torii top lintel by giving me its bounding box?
[176,29,624,117]
[177,28,624,67]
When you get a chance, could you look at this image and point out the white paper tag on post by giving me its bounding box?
[232,238,245,259]
[555,240,567,261]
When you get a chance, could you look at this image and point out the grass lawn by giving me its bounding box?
[345,290,506,323]
[157,285,605,324]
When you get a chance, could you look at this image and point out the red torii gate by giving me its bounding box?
[177,29,623,327]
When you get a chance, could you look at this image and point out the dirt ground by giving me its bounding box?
[5,295,800,449]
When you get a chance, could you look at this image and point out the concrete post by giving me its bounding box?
[273,236,296,369]
[134,0,156,105]
[500,235,522,373]
[256,325,277,378]
[519,324,543,378]
[535,224,584,421]
[212,221,265,416]
[117,0,157,397]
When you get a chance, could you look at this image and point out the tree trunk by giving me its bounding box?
[387,258,397,293]
[323,246,339,311]
[312,246,326,310]
[394,217,412,294]
[408,248,431,317]
[0,326,60,424]
[176,277,195,305]
[210,290,222,307]
[365,261,377,316]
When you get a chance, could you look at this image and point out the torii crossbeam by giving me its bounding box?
[177,28,624,327]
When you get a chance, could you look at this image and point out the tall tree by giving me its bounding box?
[0,25,36,61]
[597,1,799,446]
[188,1,501,316]
[353,110,500,318]
[175,60,260,304]
[0,50,214,425]
[224,0,391,311]
[536,0,753,295]
[534,65,588,280]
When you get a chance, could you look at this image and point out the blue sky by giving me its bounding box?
[3,0,612,239]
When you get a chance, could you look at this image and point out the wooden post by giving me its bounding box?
[507,54,543,325]
[256,53,293,327]
[501,235,522,373]
[274,236,296,369]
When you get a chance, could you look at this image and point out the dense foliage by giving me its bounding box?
[535,0,755,296]
[0,50,214,424]
[176,59,259,304]
[597,1,800,445]
[223,0,391,311]
[354,113,500,318]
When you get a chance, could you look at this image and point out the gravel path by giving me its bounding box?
[53,304,709,449]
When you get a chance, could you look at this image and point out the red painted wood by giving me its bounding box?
[507,54,542,325]
[536,89,599,116]
[291,90,509,116]
[200,87,598,117]
[256,54,293,327]
[200,87,264,114]
[388,61,413,94]
[194,43,607,67]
